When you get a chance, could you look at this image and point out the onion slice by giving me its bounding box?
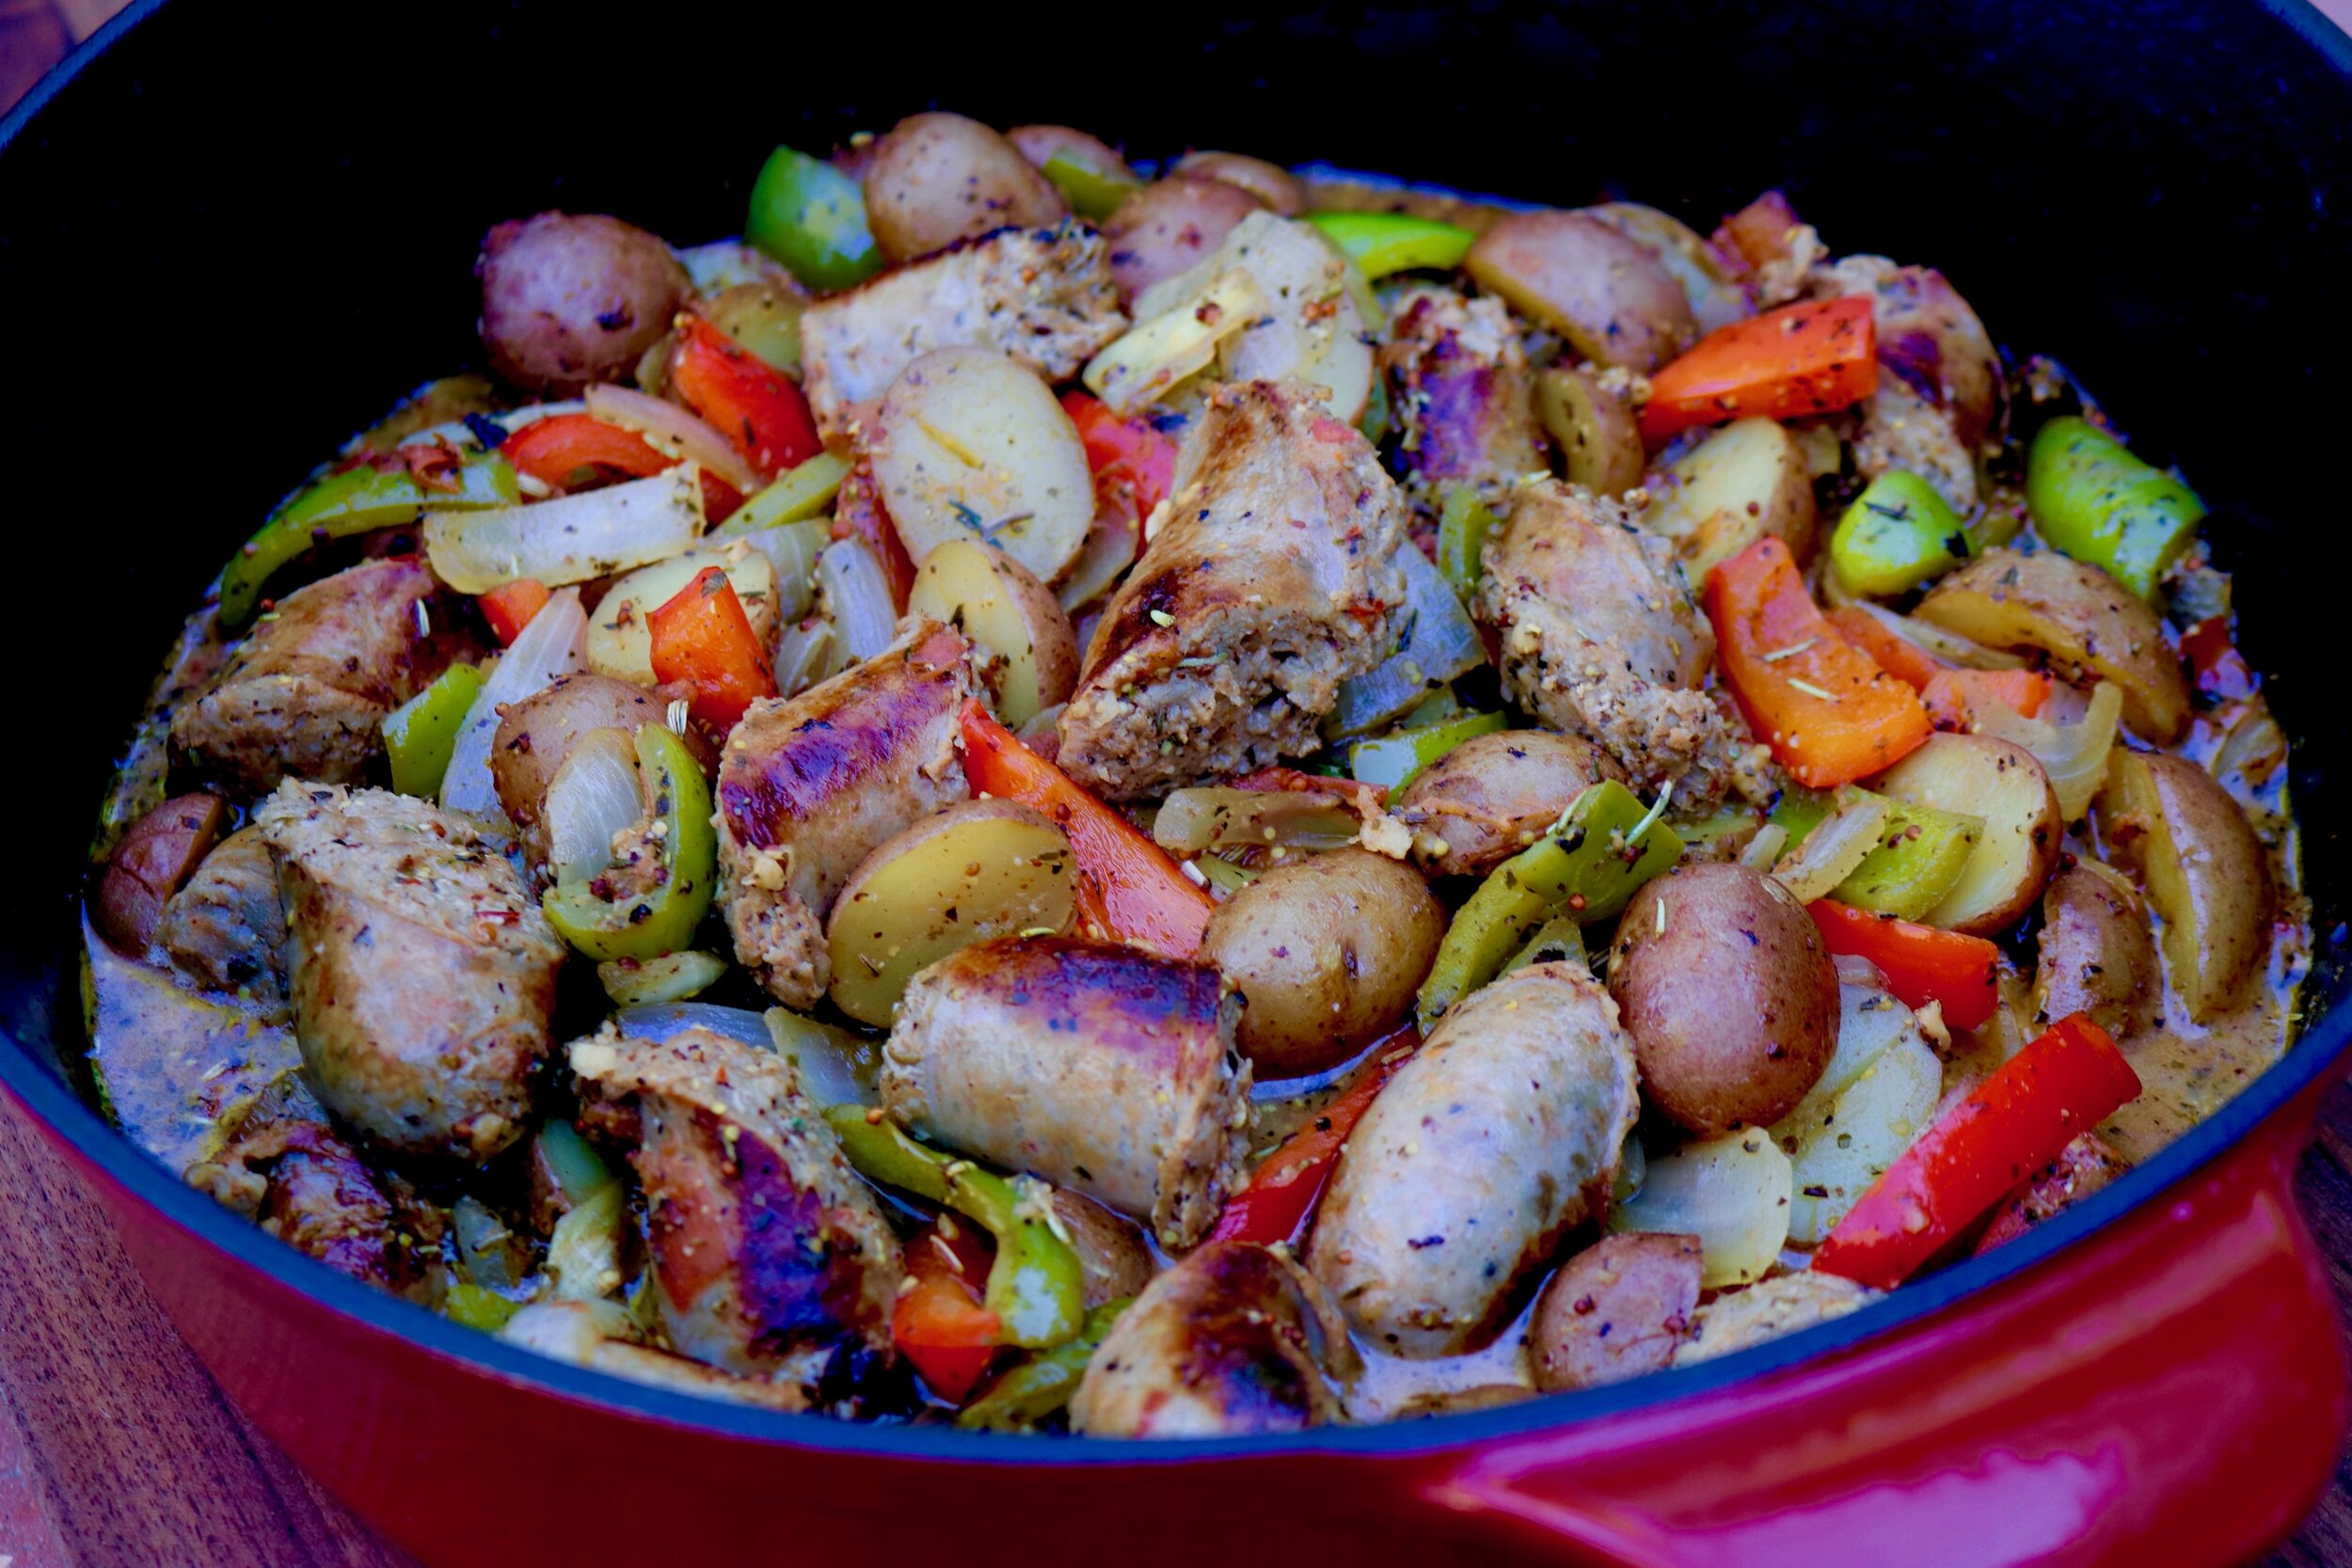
[1772,791,1892,904]
[424,466,706,595]
[764,1007,876,1109]
[1840,598,2028,672]
[440,588,588,828]
[1327,543,1488,738]
[817,536,898,670]
[584,383,762,495]
[772,616,836,698]
[543,727,644,885]
[1974,679,2122,821]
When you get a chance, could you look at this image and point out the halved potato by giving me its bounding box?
[1915,550,2190,743]
[863,112,1067,264]
[868,346,1094,586]
[1585,201,1752,334]
[1609,1128,1792,1288]
[1641,417,1818,577]
[1463,211,1696,372]
[2097,752,2275,1022]
[825,800,1077,1026]
[907,538,1081,726]
[586,544,777,686]
[1170,150,1306,215]
[1872,734,2063,936]
[1535,366,1645,497]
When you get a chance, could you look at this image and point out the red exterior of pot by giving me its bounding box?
[16,1073,2344,1568]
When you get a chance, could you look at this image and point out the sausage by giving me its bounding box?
[170,558,454,799]
[1057,380,1411,800]
[1528,1232,1702,1392]
[2033,863,2161,1037]
[882,934,1250,1249]
[1377,286,1549,517]
[1392,729,1624,878]
[190,1119,414,1291]
[476,212,691,395]
[1071,1240,1357,1437]
[715,619,979,1009]
[156,823,287,994]
[1309,962,1640,1357]
[1475,478,1766,808]
[1975,1132,2132,1254]
[254,782,565,1160]
[570,1025,903,1387]
[1672,1271,1879,1366]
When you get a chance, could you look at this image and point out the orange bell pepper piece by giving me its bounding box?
[667,315,820,481]
[1704,538,1931,788]
[893,1222,1001,1402]
[647,566,776,727]
[500,413,669,488]
[957,700,1214,960]
[1918,668,2051,732]
[1061,390,1178,517]
[477,578,551,646]
[1641,295,1877,442]
[1807,898,2000,1032]
[1823,605,1951,691]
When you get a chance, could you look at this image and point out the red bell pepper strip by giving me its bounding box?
[477,578,551,646]
[500,414,669,487]
[1812,1013,2141,1288]
[831,457,915,614]
[667,315,820,482]
[2182,615,2257,701]
[894,1222,1001,1402]
[1641,295,1877,443]
[647,567,777,727]
[1823,605,1951,691]
[1705,538,1932,788]
[1061,390,1178,517]
[1209,1028,1419,1246]
[1918,668,2051,732]
[957,700,1214,959]
[1807,898,2000,1032]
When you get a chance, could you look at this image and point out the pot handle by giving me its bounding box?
[1406,1101,2347,1568]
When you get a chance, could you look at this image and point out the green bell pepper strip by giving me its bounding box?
[821,1107,1086,1351]
[382,662,484,799]
[1501,912,1588,977]
[2026,415,2205,600]
[956,1298,1132,1431]
[535,1118,616,1209]
[219,453,518,628]
[1418,781,1683,1027]
[718,451,851,536]
[1828,469,1972,596]
[1305,211,1476,279]
[746,146,882,293]
[1436,485,1498,601]
[541,722,717,962]
[596,949,727,1006]
[1041,152,1141,222]
[1833,798,1984,921]
[1349,710,1508,794]
[442,1281,521,1333]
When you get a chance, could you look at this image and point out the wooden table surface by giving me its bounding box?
[8,2,2352,1563]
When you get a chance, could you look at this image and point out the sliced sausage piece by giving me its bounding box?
[1529,1232,1702,1392]
[171,558,455,799]
[1071,1240,1357,1437]
[1392,729,1625,878]
[157,824,288,995]
[1309,962,1641,1357]
[716,620,978,1009]
[798,223,1127,438]
[1377,286,1548,517]
[1975,1132,2132,1254]
[1475,478,1767,809]
[571,1025,903,1387]
[1806,255,2002,511]
[1672,1271,1880,1366]
[1057,380,1410,800]
[190,1119,416,1291]
[2033,864,2161,1037]
[255,782,564,1160]
[882,934,1250,1248]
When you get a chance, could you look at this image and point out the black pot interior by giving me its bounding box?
[3,0,2350,1450]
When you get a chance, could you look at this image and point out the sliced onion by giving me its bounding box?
[1327,544,1488,738]
[584,383,762,495]
[397,400,587,454]
[1739,821,1790,872]
[1975,680,2122,821]
[1057,497,1141,613]
[674,239,791,293]
[1839,598,2028,671]
[424,466,706,595]
[1153,786,1362,853]
[611,1003,771,1050]
[596,951,728,1007]
[772,616,836,698]
[725,517,826,623]
[764,1007,878,1109]
[543,727,644,885]
[441,588,587,828]
[1772,791,1891,904]
[2214,705,2288,793]
[817,537,898,667]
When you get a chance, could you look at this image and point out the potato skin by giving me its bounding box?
[92,793,228,954]
[2098,752,2275,1022]
[863,113,1067,265]
[1529,1232,1703,1392]
[1607,863,1839,1135]
[1171,150,1305,216]
[1102,176,1264,301]
[1006,125,1136,184]
[907,539,1081,727]
[478,213,691,394]
[2034,863,2160,1037]
[1199,847,1445,1077]
[1464,211,1696,372]
[1394,729,1624,878]
[490,674,677,853]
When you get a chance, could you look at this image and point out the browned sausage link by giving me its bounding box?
[716,619,977,1008]
[196,1120,414,1291]
[1071,1240,1358,1437]
[1392,729,1624,879]
[1376,286,1548,518]
[91,791,227,954]
[1529,1232,1703,1392]
[571,1026,903,1385]
[156,824,286,994]
[882,934,1250,1249]
[1974,1132,2132,1256]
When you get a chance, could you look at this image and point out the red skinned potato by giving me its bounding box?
[478,213,691,394]
[863,113,1067,264]
[1530,1232,1703,1392]
[1007,125,1137,185]
[1171,150,1305,215]
[1102,176,1265,301]
[1465,211,1697,372]
[92,793,229,953]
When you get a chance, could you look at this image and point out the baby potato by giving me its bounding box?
[1464,211,1696,372]
[907,538,1080,727]
[863,112,1068,265]
[1170,150,1306,216]
[1393,729,1624,878]
[825,800,1077,1026]
[477,212,691,394]
[1006,125,1138,185]
[586,545,778,687]
[1199,847,1445,1078]
[868,346,1095,585]
[93,793,228,954]
[2098,752,2275,1022]
[1915,549,2190,743]
[1607,863,1839,1135]
[1585,201,1752,334]
[1535,366,1645,497]
[2034,862,2161,1037]
[1640,417,1818,578]
[1873,734,2062,937]
[1102,175,1264,302]
[1529,1232,1703,1392]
